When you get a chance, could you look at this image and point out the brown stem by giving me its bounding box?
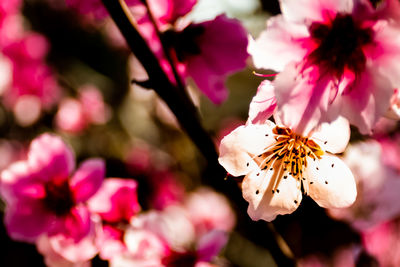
[100,0,295,266]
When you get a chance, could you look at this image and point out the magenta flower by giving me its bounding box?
[219,117,356,221]
[0,134,105,244]
[88,178,141,260]
[249,0,400,134]
[164,14,249,104]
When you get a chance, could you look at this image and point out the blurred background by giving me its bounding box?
[1,0,399,266]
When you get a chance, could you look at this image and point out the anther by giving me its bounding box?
[256,190,259,194]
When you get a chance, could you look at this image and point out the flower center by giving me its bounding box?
[255,126,324,186]
[43,179,75,216]
[162,250,198,267]
[308,13,373,78]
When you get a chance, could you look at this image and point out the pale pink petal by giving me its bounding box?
[55,98,87,134]
[280,0,353,23]
[218,123,276,177]
[310,116,350,154]
[197,231,228,262]
[341,66,393,135]
[28,134,75,181]
[305,154,356,208]
[70,159,105,203]
[185,188,235,235]
[242,170,302,221]
[36,235,91,267]
[248,80,276,125]
[49,217,98,263]
[248,15,309,71]
[273,63,335,135]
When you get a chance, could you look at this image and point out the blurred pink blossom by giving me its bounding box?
[249,0,400,134]
[36,235,92,267]
[362,219,400,266]
[0,134,105,262]
[55,85,111,134]
[219,117,355,221]
[184,187,235,236]
[1,33,60,124]
[88,178,141,260]
[115,201,229,267]
[329,140,400,230]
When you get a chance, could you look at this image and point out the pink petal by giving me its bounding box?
[70,159,105,203]
[248,80,277,125]
[280,0,353,23]
[148,0,196,25]
[28,134,75,182]
[62,206,92,242]
[186,15,248,104]
[88,178,140,222]
[49,218,98,262]
[273,63,336,135]
[341,66,393,134]
[0,161,45,203]
[242,169,302,221]
[197,231,228,262]
[4,200,56,242]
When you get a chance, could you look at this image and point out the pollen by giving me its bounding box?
[255,126,324,191]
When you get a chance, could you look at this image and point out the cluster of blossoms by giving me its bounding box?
[0,134,235,266]
[218,0,400,223]
[0,0,60,126]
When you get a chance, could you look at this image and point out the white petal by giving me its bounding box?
[218,123,276,177]
[242,170,302,221]
[310,116,350,154]
[305,154,356,208]
[248,15,308,71]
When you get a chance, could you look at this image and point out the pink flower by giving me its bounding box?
[362,219,400,266]
[218,117,356,221]
[2,33,60,123]
[0,134,105,246]
[115,205,229,266]
[185,187,235,236]
[88,178,141,260]
[329,140,400,230]
[165,14,249,104]
[249,0,400,134]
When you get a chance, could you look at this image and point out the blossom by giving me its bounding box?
[88,178,141,260]
[249,0,400,134]
[328,140,400,230]
[218,117,356,221]
[362,219,400,266]
[0,134,105,257]
[112,204,228,267]
[163,14,249,104]
[184,187,235,236]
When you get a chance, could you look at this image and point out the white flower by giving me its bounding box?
[218,117,356,221]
